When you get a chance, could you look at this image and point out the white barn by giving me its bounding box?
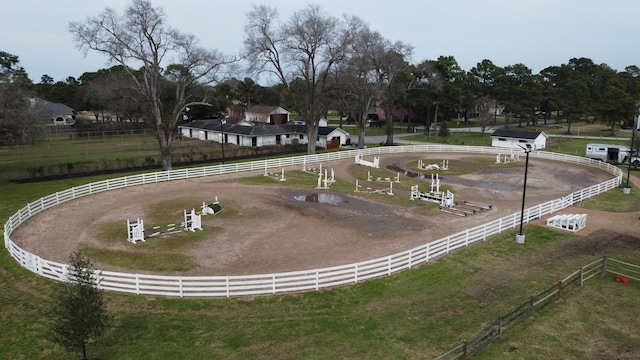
[490,129,547,150]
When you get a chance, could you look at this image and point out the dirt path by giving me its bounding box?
[10,153,634,276]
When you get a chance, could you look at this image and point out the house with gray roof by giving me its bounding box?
[178,119,350,149]
[28,96,75,126]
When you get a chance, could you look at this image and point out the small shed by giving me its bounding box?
[318,126,350,149]
[490,129,547,150]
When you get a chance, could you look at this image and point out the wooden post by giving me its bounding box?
[462,341,468,359]
[529,296,535,315]
[556,280,563,302]
[601,256,608,278]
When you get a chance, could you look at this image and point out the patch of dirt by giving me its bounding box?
[9,152,637,276]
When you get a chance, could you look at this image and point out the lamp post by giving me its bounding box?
[516,143,533,244]
[220,119,226,165]
[624,115,638,194]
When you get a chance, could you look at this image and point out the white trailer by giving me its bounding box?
[585,143,640,166]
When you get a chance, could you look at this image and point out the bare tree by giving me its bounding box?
[244,4,356,154]
[334,24,382,149]
[334,24,414,147]
[69,0,235,170]
[376,45,414,145]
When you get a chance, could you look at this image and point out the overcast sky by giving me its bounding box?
[3,0,639,84]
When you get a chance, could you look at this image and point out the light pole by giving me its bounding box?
[624,115,638,194]
[220,119,226,165]
[516,143,533,244]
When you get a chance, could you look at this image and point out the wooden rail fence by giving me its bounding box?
[435,257,639,359]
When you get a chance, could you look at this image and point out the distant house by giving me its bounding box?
[245,105,290,125]
[178,119,350,149]
[490,129,547,150]
[28,97,75,126]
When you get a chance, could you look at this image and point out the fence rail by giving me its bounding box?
[435,257,636,359]
[3,145,623,298]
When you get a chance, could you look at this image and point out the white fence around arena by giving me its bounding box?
[3,145,623,298]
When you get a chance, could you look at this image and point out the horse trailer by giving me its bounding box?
[585,143,640,166]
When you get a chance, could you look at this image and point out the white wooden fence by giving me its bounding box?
[3,145,623,298]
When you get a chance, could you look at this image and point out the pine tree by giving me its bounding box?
[48,250,111,360]
[438,121,450,142]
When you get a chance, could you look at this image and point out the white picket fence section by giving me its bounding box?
[3,145,623,298]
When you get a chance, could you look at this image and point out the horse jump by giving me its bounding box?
[303,160,323,174]
[201,197,224,215]
[355,153,380,168]
[367,171,400,183]
[264,164,286,181]
[355,179,394,195]
[316,168,336,189]
[418,159,449,171]
[127,208,203,243]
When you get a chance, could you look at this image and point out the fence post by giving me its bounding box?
[529,296,535,315]
[499,317,503,337]
[601,256,608,278]
[462,341,468,360]
[556,280,563,302]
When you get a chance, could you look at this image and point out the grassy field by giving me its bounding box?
[1,128,640,359]
[0,132,226,181]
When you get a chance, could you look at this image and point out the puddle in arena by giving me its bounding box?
[293,193,344,205]
[386,165,427,179]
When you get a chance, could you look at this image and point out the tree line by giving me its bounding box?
[2,0,639,170]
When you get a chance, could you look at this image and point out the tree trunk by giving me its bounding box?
[385,105,394,145]
[385,121,394,145]
[358,125,366,148]
[158,130,173,171]
[307,125,318,155]
[356,110,367,149]
[433,101,439,129]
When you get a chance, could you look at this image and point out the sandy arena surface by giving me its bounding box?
[10,153,640,276]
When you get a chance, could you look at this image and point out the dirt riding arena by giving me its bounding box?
[10,152,635,276]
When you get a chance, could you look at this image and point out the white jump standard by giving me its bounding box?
[183,209,202,232]
[127,218,145,243]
